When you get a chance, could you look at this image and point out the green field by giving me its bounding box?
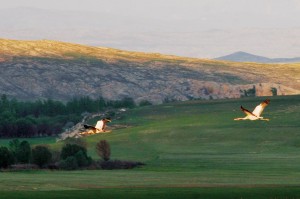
[1,95,300,198]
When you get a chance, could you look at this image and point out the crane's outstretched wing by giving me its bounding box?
[252,99,270,117]
[241,106,257,117]
[83,124,97,130]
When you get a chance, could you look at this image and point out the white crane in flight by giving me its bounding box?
[234,99,270,121]
[80,118,112,135]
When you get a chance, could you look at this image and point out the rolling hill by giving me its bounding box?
[1,38,300,103]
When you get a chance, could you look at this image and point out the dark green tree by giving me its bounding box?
[16,140,31,163]
[31,145,52,168]
[271,87,278,96]
[0,94,9,112]
[60,144,91,168]
[240,85,256,98]
[74,150,90,167]
[60,144,88,160]
[0,146,14,168]
[8,139,20,160]
[96,97,106,111]
[15,118,35,137]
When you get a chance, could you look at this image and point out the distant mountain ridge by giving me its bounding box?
[215,51,300,63]
[0,38,300,103]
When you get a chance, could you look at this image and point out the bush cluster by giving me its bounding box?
[0,139,52,169]
[59,144,92,170]
[0,139,92,170]
[0,139,144,171]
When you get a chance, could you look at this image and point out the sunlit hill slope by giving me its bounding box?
[0,38,299,103]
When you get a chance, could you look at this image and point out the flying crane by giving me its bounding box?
[234,99,270,121]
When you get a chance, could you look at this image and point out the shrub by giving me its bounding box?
[61,144,88,160]
[74,150,92,167]
[271,87,278,96]
[240,85,256,97]
[31,145,52,168]
[8,139,20,158]
[16,140,31,163]
[59,156,78,170]
[8,139,32,164]
[0,146,14,168]
[60,144,92,169]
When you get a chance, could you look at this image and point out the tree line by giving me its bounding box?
[0,138,143,170]
[0,94,144,138]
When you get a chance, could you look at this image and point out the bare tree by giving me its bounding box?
[96,140,111,161]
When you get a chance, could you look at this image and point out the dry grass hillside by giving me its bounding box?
[0,38,299,103]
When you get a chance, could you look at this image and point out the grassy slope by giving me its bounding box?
[92,95,300,173]
[1,95,300,198]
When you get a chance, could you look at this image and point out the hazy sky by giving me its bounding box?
[1,0,300,58]
[3,0,300,25]
[2,0,300,12]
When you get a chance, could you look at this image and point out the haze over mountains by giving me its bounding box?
[0,6,300,58]
[215,51,300,63]
[1,38,300,103]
